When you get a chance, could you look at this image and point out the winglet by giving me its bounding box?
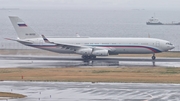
[76,33,80,37]
[41,35,54,44]
[42,35,49,42]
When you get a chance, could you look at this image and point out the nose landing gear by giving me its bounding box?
[152,53,156,60]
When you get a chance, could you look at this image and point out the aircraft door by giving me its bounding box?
[156,41,160,47]
[39,40,43,45]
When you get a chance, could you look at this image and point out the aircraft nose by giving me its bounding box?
[170,45,175,50]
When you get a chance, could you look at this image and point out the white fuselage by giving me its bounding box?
[22,37,174,55]
[8,16,175,59]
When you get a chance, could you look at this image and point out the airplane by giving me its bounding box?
[7,16,174,60]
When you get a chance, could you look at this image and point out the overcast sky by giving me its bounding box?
[0,0,180,10]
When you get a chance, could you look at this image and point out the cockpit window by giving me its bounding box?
[166,43,173,45]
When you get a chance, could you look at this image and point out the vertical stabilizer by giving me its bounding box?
[9,16,41,39]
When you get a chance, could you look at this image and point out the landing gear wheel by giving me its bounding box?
[91,56,96,59]
[82,55,85,59]
[152,56,156,60]
[82,55,96,59]
[82,55,88,59]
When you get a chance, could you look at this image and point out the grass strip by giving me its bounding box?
[0,67,180,83]
[0,92,26,98]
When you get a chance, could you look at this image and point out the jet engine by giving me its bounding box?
[75,48,92,55]
[91,50,109,56]
[76,48,109,56]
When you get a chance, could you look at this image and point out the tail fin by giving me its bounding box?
[9,16,41,39]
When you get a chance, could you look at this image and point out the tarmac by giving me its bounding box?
[1,81,180,101]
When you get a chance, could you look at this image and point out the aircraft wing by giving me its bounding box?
[41,35,91,50]
[41,35,110,56]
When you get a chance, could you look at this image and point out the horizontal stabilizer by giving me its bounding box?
[5,38,32,44]
[4,38,18,41]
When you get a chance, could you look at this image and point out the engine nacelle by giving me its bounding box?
[75,48,92,55]
[92,50,109,56]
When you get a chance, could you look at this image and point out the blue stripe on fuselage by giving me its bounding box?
[27,44,161,53]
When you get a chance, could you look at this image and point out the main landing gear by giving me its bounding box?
[152,53,156,60]
[82,55,96,59]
